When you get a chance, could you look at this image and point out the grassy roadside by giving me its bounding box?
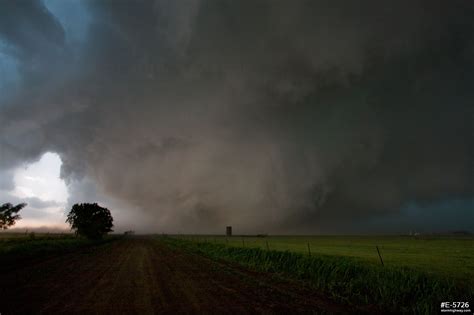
[163,237,472,314]
[168,235,474,282]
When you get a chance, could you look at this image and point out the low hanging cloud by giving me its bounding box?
[23,196,61,209]
[0,191,61,210]
[0,0,473,233]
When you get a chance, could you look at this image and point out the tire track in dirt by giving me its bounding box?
[0,237,353,314]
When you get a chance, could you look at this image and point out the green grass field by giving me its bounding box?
[174,235,474,284]
[166,235,473,314]
[0,232,471,313]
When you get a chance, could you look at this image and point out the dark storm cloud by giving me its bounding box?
[0,0,472,233]
[0,0,66,78]
[0,0,64,49]
[0,169,14,190]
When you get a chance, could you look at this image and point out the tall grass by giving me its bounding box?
[169,235,474,282]
[164,237,472,314]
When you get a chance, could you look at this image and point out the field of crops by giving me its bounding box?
[0,232,471,313]
[166,236,473,314]
[173,235,474,283]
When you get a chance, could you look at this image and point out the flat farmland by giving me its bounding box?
[177,235,474,282]
[0,236,358,314]
[0,234,471,314]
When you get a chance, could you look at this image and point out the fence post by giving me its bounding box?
[376,246,384,266]
[266,240,270,251]
[242,238,245,247]
[307,243,311,257]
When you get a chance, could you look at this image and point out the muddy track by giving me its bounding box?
[0,238,352,314]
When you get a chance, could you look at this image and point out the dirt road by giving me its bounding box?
[0,238,350,314]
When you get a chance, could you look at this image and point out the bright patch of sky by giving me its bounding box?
[5,152,69,229]
[12,152,68,203]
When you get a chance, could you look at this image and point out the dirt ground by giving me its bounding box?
[0,238,354,314]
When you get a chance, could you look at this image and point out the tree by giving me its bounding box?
[66,203,113,239]
[0,203,26,229]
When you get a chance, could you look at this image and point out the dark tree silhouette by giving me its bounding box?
[66,203,113,239]
[0,203,26,229]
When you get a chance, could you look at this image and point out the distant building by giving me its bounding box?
[226,226,232,237]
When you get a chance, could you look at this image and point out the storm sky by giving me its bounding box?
[0,0,473,234]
